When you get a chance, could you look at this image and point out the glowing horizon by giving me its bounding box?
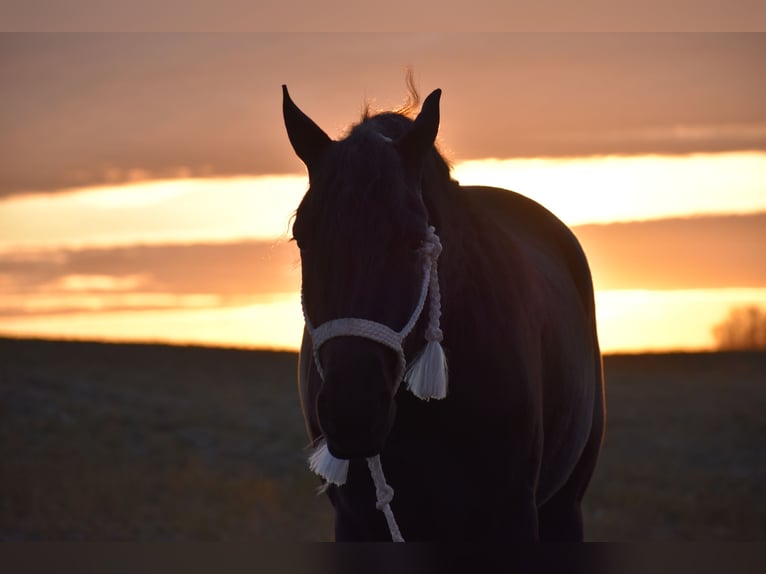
[0,175,306,253]
[0,293,305,352]
[452,151,766,225]
[2,288,765,355]
[2,151,766,253]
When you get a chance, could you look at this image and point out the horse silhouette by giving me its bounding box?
[284,84,605,541]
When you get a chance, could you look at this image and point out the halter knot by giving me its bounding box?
[421,226,443,259]
[425,325,443,342]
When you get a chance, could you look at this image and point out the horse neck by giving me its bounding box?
[421,177,525,348]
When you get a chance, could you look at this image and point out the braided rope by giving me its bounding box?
[423,229,443,343]
[399,226,441,339]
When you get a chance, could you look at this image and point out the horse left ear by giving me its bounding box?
[395,88,442,169]
[282,85,333,171]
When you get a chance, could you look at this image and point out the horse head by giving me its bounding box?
[283,85,444,459]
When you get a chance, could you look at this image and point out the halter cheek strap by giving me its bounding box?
[301,225,448,542]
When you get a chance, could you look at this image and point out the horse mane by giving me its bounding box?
[361,68,421,121]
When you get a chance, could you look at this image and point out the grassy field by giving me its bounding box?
[1,337,764,541]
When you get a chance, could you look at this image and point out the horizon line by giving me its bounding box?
[1,333,759,358]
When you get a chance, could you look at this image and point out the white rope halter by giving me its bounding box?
[302,225,448,542]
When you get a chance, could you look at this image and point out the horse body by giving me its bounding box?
[289,86,605,541]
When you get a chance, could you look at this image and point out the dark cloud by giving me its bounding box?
[1,33,765,197]
[575,212,766,290]
[1,213,765,318]
[0,240,300,315]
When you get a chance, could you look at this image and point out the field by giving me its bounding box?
[1,337,764,541]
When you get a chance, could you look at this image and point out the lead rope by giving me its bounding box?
[303,226,447,542]
[367,455,404,542]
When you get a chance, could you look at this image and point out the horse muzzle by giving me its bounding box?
[315,337,398,459]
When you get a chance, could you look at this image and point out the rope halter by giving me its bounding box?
[302,225,449,542]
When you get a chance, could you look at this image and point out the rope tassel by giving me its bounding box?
[405,339,448,400]
[406,228,448,400]
[308,440,349,486]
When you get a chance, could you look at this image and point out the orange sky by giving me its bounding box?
[3,34,765,196]
[1,33,765,352]
[2,1,765,32]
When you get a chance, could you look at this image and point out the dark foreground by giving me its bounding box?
[1,337,764,541]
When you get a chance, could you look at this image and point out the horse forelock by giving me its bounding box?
[294,124,426,326]
[300,114,442,236]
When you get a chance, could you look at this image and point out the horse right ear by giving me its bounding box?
[282,85,332,170]
[395,88,442,171]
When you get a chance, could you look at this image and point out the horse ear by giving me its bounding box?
[282,85,332,170]
[395,88,442,168]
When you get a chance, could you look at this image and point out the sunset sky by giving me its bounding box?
[1,33,765,353]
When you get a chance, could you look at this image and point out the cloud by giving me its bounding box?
[0,291,224,317]
[1,33,765,197]
[574,213,766,290]
[1,213,765,320]
[542,123,766,155]
[2,212,765,352]
[47,273,150,292]
[0,175,306,251]
[0,240,301,316]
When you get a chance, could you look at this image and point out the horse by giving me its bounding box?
[283,83,605,542]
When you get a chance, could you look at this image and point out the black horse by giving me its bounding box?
[284,84,605,541]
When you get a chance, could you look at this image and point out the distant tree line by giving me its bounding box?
[713,306,766,351]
